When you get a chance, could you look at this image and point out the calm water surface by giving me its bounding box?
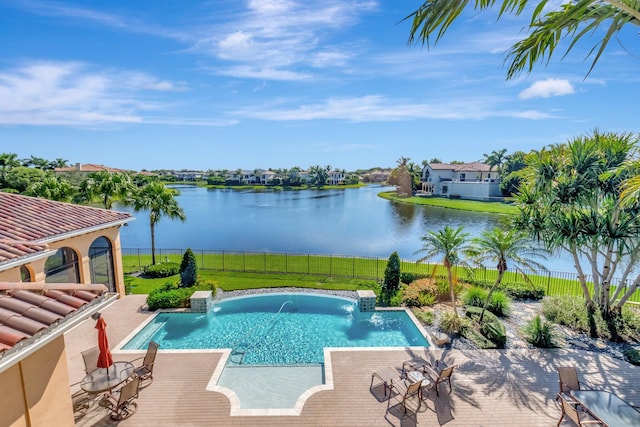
[117,185,572,271]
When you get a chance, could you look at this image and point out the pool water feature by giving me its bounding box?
[122,293,429,412]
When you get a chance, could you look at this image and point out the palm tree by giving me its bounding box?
[0,153,21,184]
[50,158,69,169]
[83,171,134,209]
[467,228,548,322]
[406,1,640,79]
[414,226,470,315]
[483,149,508,175]
[131,182,186,265]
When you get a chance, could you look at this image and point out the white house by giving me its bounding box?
[420,162,502,201]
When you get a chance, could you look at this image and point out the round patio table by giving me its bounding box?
[81,361,134,394]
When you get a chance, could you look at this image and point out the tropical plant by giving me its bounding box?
[439,309,467,334]
[0,153,21,185]
[406,1,640,79]
[523,315,560,348]
[22,155,52,170]
[514,130,640,339]
[467,227,547,322]
[131,182,186,265]
[81,171,134,209]
[415,226,470,315]
[4,166,47,192]
[25,176,74,202]
[483,149,508,175]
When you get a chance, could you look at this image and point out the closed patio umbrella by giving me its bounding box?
[95,315,114,375]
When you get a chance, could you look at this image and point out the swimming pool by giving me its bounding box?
[122,293,429,365]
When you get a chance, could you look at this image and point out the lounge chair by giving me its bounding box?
[131,341,159,387]
[555,366,581,406]
[388,377,423,413]
[556,394,603,426]
[81,346,99,374]
[102,375,140,421]
[419,360,455,397]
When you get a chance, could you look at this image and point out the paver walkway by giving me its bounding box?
[65,295,640,426]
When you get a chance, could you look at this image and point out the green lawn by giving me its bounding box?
[378,191,518,215]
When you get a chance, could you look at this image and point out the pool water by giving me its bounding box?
[123,293,429,365]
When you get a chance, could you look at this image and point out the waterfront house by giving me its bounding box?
[0,193,132,426]
[54,163,128,178]
[420,162,502,201]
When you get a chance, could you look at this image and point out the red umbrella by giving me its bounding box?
[95,316,114,371]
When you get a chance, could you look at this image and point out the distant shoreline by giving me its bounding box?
[378,191,518,215]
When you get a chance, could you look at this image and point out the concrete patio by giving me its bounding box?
[65,295,640,426]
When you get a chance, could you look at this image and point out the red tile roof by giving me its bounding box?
[428,162,492,172]
[0,283,107,354]
[54,163,127,173]
[0,192,132,265]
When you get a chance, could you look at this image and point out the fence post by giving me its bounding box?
[547,271,552,295]
[285,253,288,274]
[352,256,355,278]
[222,250,225,271]
[308,254,310,275]
[243,251,246,272]
[137,248,140,267]
[330,255,332,276]
[264,252,266,273]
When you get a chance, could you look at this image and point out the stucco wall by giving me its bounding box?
[0,225,126,296]
[1,336,74,427]
[448,182,502,200]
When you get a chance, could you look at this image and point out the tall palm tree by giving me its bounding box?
[414,226,470,315]
[483,148,508,175]
[131,182,186,265]
[467,228,548,322]
[0,153,21,184]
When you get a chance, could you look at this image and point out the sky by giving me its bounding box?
[1,0,638,172]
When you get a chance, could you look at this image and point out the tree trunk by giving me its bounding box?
[446,265,457,316]
[150,220,156,265]
[480,270,504,323]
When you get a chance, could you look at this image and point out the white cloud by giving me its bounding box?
[519,78,575,99]
[233,95,555,122]
[0,61,225,127]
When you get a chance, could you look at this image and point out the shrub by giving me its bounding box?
[143,262,179,278]
[400,272,428,284]
[463,286,487,308]
[388,291,404,307]
[489,291,511,317]
[461,324,496,349]
[542,296,609,338]
[146,281,216,310]
[382,252,401,303]
[411,308,434,326]
[402,279,437,307]
[523,315,560,348]
[502,282,545,300]
[464,306,507,348]
[179,248,197,287]
[623,348,640,366]
[439,310,467,334]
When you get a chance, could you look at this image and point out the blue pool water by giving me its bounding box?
[123,293,429,364]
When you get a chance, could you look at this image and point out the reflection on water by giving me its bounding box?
[117,185,573,271]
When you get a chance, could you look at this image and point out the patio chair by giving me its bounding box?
[388,377,423,413]
[371,366,400,399]
[555,366,581,406]
[131,340,159,387]
[422,360,456,397]
[81,346,99,374]
[556,394,603,426]
[102,375,141,421]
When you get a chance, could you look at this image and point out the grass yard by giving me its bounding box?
[378,191,518,215]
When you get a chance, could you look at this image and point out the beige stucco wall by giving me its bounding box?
[0,225,126,296]
[1,336,74,427]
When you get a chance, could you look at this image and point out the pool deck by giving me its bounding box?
[65,295,640,426]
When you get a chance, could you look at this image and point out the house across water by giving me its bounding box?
[420,162,503,201]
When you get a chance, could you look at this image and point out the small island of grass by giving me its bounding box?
[378,191,518,215]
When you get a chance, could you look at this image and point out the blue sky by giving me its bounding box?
[1,1,638,172]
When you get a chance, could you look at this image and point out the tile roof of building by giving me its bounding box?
[54,163,127,173]
[428,162,493,172]
[0,192,132,265]
[0,283,108,354]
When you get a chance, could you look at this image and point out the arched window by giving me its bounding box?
[20,265,32,282]
[89,237,115,292]
[45,247,80,283]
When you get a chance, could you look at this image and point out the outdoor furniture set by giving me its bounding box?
[370,358,457,414]
[555,366,639,426]
[74,340,159,420]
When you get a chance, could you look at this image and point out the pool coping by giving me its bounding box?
[111,293,435,417]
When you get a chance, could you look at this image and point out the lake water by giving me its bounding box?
[116,184,574,272]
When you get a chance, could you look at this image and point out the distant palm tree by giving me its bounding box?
[467,228,548,322]
[131,182,186,265]
[483,149,508,175]
[415,226,470,315]
[83,171,134,209]
[0,153,21,184]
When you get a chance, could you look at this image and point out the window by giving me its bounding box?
[20,265,32,282]
[45,247,80,283]
[89,237,115,292]
[459,173,466,182]
[442,185,448,194]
